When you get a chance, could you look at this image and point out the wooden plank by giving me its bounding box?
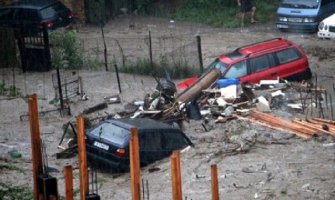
[130,128,141,200]
[312,118,335,125]
[77,117,88,200]
[64,165,74,200]
[249,110,315,138]
[28,94,43,200]
[292,119,332,135]
[211,164,219,200]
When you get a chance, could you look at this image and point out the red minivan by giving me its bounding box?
[177,38,312,90]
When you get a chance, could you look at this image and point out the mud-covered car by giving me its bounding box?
[86,118,193,171]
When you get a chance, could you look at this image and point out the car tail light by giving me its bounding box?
[40,21,54,28]
[115,148,126,157]
[68,11,74,19]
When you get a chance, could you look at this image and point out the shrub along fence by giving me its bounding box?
[80,31,204,78]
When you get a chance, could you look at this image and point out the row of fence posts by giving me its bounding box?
[28,93,220,200]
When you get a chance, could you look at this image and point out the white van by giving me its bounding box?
[318,13,335,39]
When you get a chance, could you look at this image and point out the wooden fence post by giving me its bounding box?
[64,165,74,200]
[171,151,182,200]
[130,128,141,200]
[77,117,88,200]
[211,164,219,200]
[28,94,43,200]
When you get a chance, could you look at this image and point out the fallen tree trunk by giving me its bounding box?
[176,68,221,104]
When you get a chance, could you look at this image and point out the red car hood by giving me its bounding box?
[176,76,199,91]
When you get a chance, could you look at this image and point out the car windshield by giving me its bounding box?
[40,2,67,19]
[90,122,129,146]
[281,0,319,9]
[201,59,228,77]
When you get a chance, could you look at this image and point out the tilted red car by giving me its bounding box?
[177,38,312,91]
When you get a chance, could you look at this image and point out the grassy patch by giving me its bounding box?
[171,0,279,27]
[0,182,33,200]
[0,164,25,174]
[119,58,196,78]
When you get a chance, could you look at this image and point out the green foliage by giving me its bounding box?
[0,164,25,174]
[0,82,21,97]
[50,30,84,69]
[0,182,33,200]
[119,58,195,78]
[167,0,279,27]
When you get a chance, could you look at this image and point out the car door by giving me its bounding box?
[162,130,192,153]
[139,131,165,165]
[243,54,277,84]
[272,47,306,79]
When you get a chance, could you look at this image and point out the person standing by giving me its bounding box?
[237,0,257,28]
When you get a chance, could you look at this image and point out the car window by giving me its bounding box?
[16,9,39,21]
[162,131,189,150]
[275,48,301,65]
[249,55,273,73]
[0,8,14,20]
[321,0,332,6]
[139,132,163,151]
[224,60,247,79]
[90,123,129,146]
[40,3,67,19]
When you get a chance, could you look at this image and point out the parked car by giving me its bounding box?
[318,13,335,39]
[85,118,193,171]
[276,0,335,32]
[177,38,312,91]
[0,0,74,31]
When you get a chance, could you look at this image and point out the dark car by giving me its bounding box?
[0,0,74,31]
[86,118,193,171]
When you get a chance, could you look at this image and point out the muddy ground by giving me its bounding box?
[1,16,335,200]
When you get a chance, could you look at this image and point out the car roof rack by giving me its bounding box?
[237,38,284,51]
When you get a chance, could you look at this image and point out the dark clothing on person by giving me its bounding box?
[240,0,253,13]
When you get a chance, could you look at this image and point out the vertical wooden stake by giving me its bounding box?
[77,117,88,200]
[64,165,74,200]
[130,128,141,200]
[171,151,182,200]
[175,151,182,199]
[28,94,43,200]
[211,164,219,200]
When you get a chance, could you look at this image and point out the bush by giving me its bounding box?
[50,30,83,69]
[119,58,195,79]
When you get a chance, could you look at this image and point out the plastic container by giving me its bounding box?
[216,78,239,88]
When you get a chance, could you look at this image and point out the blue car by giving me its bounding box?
[276,0,335,32]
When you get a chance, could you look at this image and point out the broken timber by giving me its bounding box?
[248,109,315,139]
